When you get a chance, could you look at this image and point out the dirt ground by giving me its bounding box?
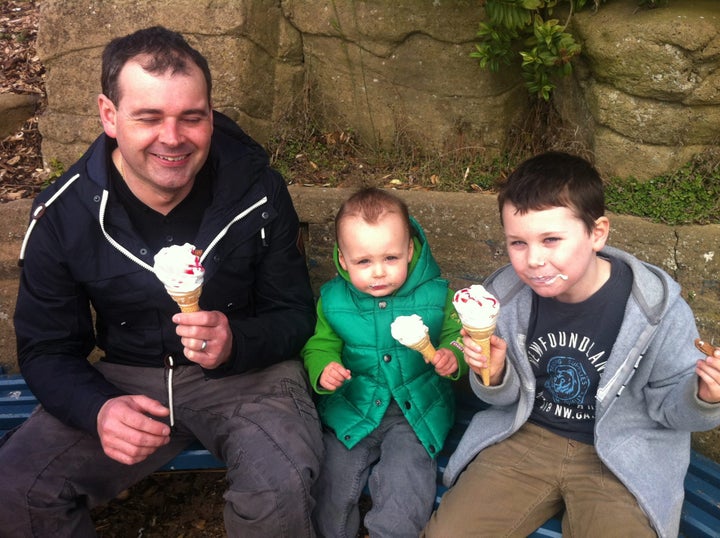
[91,472,228,537]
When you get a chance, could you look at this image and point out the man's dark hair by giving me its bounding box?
[497,151,605,234]
[101,26,212,105]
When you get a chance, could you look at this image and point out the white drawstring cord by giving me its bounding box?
[166,355,175,428]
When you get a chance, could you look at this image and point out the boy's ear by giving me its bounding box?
[592,216,610,251]
[407,237,414,262]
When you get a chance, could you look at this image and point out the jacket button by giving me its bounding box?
[378,301,387,309]
[375,399,382,407]
[383,354,391,362]
[344,435,351,441]
[140,248,148,255]
[429,444,436,453]
[404,401,411,410]
[261,211,270,219]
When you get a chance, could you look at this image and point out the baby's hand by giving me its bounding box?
[431,348,458,377]
[319,361,351,391]
[696,345,720,404]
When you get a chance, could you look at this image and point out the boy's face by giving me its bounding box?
[337,212,413,297]
[502,203,610,303]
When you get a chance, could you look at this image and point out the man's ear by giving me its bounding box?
[97,94,118,138]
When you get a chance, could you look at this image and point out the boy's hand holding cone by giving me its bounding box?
[452,285,500,385]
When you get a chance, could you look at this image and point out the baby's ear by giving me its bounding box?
[338,248,348,271]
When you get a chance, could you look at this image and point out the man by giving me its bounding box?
[0,26,323,537]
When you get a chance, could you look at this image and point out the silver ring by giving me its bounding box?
[200,339,208,351]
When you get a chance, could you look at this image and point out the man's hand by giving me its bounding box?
[319,361,351,391]
[173,310,233,369]
[97,395,171,465]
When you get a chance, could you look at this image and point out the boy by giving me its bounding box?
[424,152,720,537]
[302,187,468,537]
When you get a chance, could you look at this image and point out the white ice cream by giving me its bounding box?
[452,285,500,328]
[153,243,205,292]
[391,314,429,345]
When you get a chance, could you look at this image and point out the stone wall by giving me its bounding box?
[558,0,720,179]
[35,0,720,180]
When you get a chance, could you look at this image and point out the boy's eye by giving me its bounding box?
[386,256,398,261]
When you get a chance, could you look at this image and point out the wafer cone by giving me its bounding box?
[464,324,495,385]
[406,334,436,363]
[168,286,202,313]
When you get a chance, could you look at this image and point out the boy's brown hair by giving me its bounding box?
[335,187,412,240]
[497,151,605,234]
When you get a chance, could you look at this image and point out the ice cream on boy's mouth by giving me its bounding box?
[153,242,205,313]
[452,284,500,385]
[391,314,436,363]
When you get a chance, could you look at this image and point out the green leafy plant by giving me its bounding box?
[471,0,666,100]
[605,158,720,225]
[46,158,65,183]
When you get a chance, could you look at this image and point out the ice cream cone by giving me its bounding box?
[463,324,495,385]
[168,286,202,313]
[407,334,436,363]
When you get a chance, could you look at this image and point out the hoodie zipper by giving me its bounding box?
[18,173,81,264]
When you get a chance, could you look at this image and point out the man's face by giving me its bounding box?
[502,203,609,303]
[337,212,413,298]
[98,57,213,209]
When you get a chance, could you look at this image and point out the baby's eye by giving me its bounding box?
[386,255,399,261]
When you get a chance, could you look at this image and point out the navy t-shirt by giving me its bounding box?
[526,256,632,444]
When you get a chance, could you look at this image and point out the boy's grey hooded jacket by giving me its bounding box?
[444,246,720,537]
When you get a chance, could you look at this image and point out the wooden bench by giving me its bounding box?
[2,372,719,537]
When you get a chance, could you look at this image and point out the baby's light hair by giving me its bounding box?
[335,187,411,241]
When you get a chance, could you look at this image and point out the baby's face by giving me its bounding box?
[337,213,413,297]
[502,203,609,303]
